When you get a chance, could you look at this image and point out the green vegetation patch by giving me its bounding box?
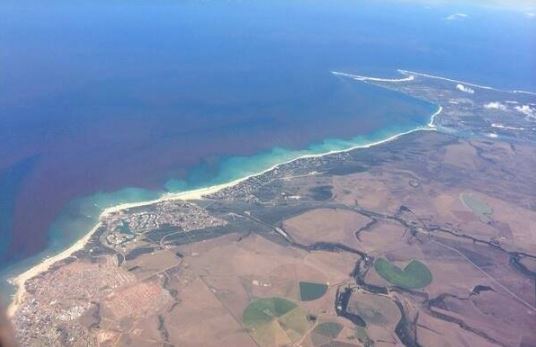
[355,326,374,347]
[309,185,333,201]
[243,297,311,347]
[311,322,343,347]
[460,193,493,222]
[243,297,297,326]
[299,281,328,301]
[279,307,310,338]
[374,258,432,289]
[314,322,343,338]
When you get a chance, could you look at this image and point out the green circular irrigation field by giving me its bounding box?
[374,258,432,289]
[243,297,311,346]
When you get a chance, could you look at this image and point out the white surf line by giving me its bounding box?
[332,71,443,128]
[491,123,525,131]
[512,90,536,96]
[398,69,536,96]
[428,106,443,128]
[333,69,536,96]
[398,69,494,90]
[331,71,415,83]
[6,106,442,318]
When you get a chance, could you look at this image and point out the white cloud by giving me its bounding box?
[526,12,535,18]
[445,13,468,21]
[484,102,507,111]
[515,105,536,120]
[456,84,475,94]
[491,123,525,130]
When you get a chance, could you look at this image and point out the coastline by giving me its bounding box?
[331,71,415,83]
[5,97,442,319]
[398,69,536,96]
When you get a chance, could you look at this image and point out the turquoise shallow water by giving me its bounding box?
[0,101,436,300]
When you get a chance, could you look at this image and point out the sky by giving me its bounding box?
[399,0,536,8]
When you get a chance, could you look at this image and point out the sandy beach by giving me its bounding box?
[332,71,415,83]
[6,86,442,318]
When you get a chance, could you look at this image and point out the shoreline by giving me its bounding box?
[331,71,415,83]
[398,69,536,96]
[5,95,442,319]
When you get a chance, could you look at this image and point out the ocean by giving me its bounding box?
[0,0,535,287]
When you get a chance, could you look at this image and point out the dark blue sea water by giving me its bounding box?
[0,0,535,284]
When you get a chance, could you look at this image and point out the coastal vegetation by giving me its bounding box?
[309,185,333,201]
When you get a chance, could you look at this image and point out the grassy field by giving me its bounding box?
[243,297,297,326]
[314,322,343,338]
[242,297,311,347]
[374,258,432,289]
[348,292,400,327]
[311,322,343,346]
[460,193,493,222]
[355,326,374,347]
[299,281,328,301]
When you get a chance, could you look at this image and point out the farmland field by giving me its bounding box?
[299,281,328,301]
[374,258,432,289]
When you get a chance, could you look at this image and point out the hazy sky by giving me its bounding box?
[400,0,536,10]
